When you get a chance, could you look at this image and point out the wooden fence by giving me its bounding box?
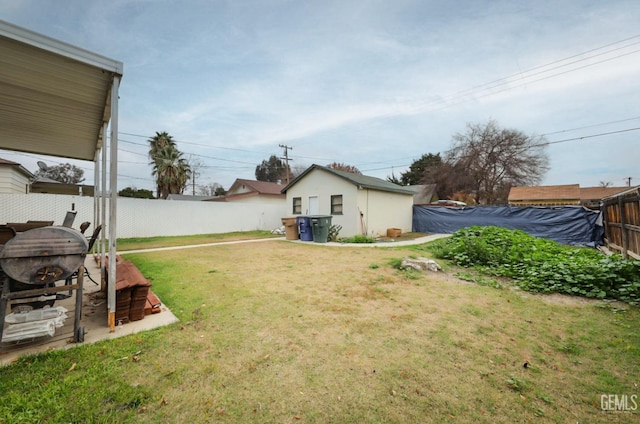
[602,187,640,259]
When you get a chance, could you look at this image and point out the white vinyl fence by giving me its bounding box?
[0,194,288,238]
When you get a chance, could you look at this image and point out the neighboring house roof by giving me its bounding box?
[601,185,640,201]
[0,157,34,179]
[282,164,415,195]
[33,176,58,183]
[579,186,628,201]
[30,179,94,196]
[508,184,581,203]
[509,184,631,206]
[407,184,437,204]
[228,179,284,195]
[207,178,285,202]
[166,194,215,201]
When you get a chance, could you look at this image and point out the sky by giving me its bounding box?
[1,0,639,193]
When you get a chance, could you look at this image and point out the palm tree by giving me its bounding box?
[148,132,191,198]
[148,131,176,156]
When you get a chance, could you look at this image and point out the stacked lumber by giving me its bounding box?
[105,255,161,322]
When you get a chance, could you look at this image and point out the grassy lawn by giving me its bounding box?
[1,238,638,423]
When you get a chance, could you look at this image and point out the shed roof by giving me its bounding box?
[0,20,123,161]
[282,164,415,195]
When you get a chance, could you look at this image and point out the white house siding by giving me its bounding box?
[230,184,252,195]
[0,167,29,194]
[357,189,413,237]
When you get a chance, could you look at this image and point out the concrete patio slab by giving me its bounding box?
[1,256,178,366]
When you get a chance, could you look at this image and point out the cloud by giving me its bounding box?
[2,0,640,189]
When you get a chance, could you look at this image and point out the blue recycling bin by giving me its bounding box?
[297,216,313,241]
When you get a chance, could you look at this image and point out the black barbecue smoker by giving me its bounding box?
[0,225,89,344]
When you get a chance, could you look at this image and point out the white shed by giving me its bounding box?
[282,164,415,238]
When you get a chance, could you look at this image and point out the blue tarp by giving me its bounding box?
[412,205,603,246]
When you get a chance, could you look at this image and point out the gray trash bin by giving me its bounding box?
[310,215,332,243]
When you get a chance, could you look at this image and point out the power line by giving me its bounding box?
[537,127,640,147]
[119,131,270,154]
[430,36,640,110]
[359,125,640,173]
[539,116,640,137]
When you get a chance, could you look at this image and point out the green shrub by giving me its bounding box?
[425,226,640,304]
[340,234,375,244]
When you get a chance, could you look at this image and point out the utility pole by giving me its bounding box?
[627,177,632,187]
[279,144,292,184]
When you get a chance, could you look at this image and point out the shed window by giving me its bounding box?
[331,195,343,215]
[292,197,302,214]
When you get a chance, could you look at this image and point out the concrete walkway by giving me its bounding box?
[122,233,450,254]
[299,233,451,247]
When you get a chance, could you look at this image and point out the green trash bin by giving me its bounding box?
[310,215,332,243]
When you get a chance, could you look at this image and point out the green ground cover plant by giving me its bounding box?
[340,234,376,243]
[419,226,640,305]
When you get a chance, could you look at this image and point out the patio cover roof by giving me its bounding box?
[0,20,123,160]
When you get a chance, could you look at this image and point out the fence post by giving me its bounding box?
[618,196,628,259]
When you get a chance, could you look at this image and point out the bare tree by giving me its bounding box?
[289,164,309,181]
[445,120,549,204]
[326,162,362,174]
[197,181,225,197]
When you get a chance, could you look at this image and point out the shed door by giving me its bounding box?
[308,196,319,215]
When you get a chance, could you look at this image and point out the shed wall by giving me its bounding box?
[284,170,360,237]
[357,189,413,237]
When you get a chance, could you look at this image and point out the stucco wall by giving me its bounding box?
[0,193,288,238]
[221,195,286,205]
[357,189,413,237]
